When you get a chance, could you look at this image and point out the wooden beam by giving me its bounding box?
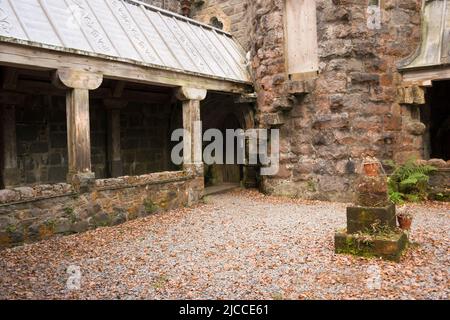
[12,80,171,104]
[0,41,252,94]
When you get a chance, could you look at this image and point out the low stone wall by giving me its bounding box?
[0,171,204,249]
[418,159,450,201]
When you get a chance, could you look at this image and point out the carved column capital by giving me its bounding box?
[53,68,103,90]
[175,87,207,101]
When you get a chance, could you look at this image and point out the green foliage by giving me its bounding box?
[64,207,78,223]
[6,224,17,233]
[307,179,317,192]
[387,159,437,204]
[143,199,159,215]
[44,219,56,229]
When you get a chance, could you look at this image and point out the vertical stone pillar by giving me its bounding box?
[104,99,127,178]
[175,87,207,176]
[53,69,103,192]
[176,87,206,206]
[0,93,24,188]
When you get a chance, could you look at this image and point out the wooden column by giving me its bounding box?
[175,87,207,175]
[0,93,24,188]
[104,99,127,178]
[53,69,103,190]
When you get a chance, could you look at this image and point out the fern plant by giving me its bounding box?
[386,159,437,204]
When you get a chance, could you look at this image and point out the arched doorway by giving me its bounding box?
[201,93,255,190]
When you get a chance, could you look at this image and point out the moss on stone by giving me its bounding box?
[143,199,159,215]
[335,230,409,262]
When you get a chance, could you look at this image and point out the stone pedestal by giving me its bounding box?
[335,231,409,262]
[335,204,409,261]
[347,204,397,234]
[335,158,409,261]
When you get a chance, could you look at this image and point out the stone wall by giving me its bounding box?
[141,0,253,51]
[120,102,172,176]
[14,94,173,187]
[248,0,423,201]
[90,101,108,179]
[140,0,181,13]
[418,159,450,201]
[0,171,204,249]
[16,96,69,185]
[190,0,253,51]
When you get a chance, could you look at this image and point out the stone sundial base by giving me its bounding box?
[335,203,409,262]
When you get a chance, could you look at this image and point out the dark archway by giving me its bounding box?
[422,81,450,160]
[201,93,254,188]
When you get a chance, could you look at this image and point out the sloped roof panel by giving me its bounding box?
[0,0,251,83]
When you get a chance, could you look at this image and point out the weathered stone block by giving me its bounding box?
[111,212,127,226]
[71,221,89,233]
[55,218,71,234]
[356,192,391,208]
[347,204,396,234]
[0,231,11,248]
[355,175,389,207]
[335,230,409,262]
[71,172,95,193]
[0,189,20,204]
[92,212,111,227]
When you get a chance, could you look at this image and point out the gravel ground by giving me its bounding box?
[0,189,449,300]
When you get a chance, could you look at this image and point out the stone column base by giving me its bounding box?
[184,163,204,178]
[69,172,95,193]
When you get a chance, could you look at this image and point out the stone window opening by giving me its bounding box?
[0,67,180,189]
[0,67,69,188]
[421,81,450,161]
[209,16,224,30]
[92,79,178,179]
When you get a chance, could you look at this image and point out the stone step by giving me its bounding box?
[335,230,409,262]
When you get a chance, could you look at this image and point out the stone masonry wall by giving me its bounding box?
[190,0,253,51]
[140,0,181,13]
[14,94,172,187]
[16,96,69,186]
[0,172,204,249]
[141,0,253,51]
[120,102,171,176]
[249,0,423,201]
